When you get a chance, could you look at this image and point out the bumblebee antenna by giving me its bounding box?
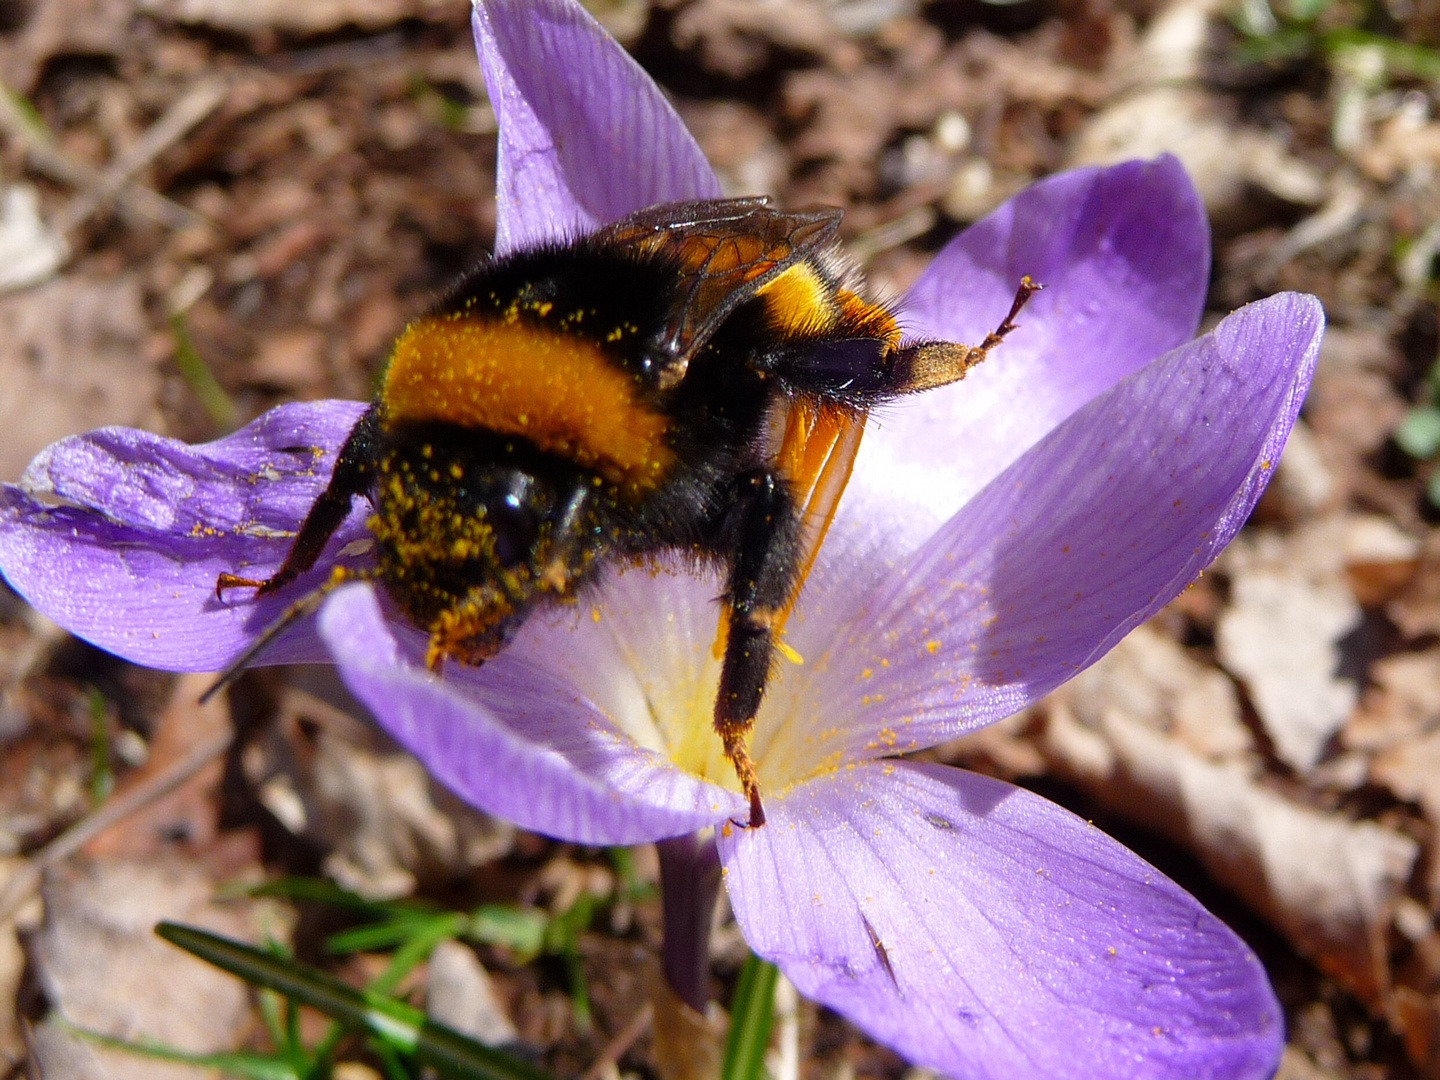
[200,565,367,704]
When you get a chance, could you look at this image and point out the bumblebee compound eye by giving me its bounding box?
[485,492,540,566]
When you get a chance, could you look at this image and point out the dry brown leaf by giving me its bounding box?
[1274,1044,1347,1080]
[1073,0,1321,220]
[1215,516,1415,770]
[1370,730,1440,905]
[1393,987,1440,1077]
[427,939,520,1046]
[1068,86,1324,224]
[678,100,787,200]
[670,0,849,77]
[953,28,1111,108]
[249,327,327,391]
[1370,729,1440,812]
[1304,329,1407,511]
[0,0,134,92]
[1119,0,1226,83]
[1217,531,1361,773]
[1043,701,1418,1007]
[26,1020,109,1079]
[83,672,229,860]
[1390,543,1440,641]
[1272,419,1338,518]
[32,856,266,1080]
[136,0,460,35]
[1066,623,1254,760]
[649,961,725,1080]
[224,178,317,241]
[1357,104,1440,183]
[1347,648,1440,752]
[0,275,155,481]
[314,731,512,898]
[1346,558,1420,608]
[245,688,513,899]
[0,923,22,1063]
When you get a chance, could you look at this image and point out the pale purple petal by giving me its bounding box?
[502,554,887,791]
[474,0,720,255]
[0,401,369,671]
[505,559,729,765]
[720,761,1281,1080]
[318,583,743,845]
[761,293,1322,770]
[852,157,1209,544]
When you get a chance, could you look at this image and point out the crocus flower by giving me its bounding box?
[0,1,1321,1076]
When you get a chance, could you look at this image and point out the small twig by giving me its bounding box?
[19,1016,43,1080]
[0,82,200,232]
[1259,177,1367,275]
[0,724,233,926]
[580,1002,653,1080]
[52,78,226,235]
[259,29,409,74]
[846,204,937,267]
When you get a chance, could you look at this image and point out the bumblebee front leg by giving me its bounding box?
[217,405,382,597]
[716,468,803,829]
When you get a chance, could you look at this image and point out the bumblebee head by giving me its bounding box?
[368,429,601,666]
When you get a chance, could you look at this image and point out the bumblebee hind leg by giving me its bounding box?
[892,276,1042,393]
[714,467,803,828]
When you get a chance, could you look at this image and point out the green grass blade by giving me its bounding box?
[327,911,463,955]
[368,914,468,997]
[1323,28,1440,79]
[721,954,779,1080]
[169,313,237,429]
[245,875,414,917]
[464,904,548,956]
[58,1018,299,1080]
[156,921,554,1080]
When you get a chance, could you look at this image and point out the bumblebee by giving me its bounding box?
[215,197,1038,827]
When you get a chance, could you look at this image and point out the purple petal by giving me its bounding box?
[318,582,743,845]
[0,401,369,670]
[853,157,1209,543]
[771,293,1322,767]
[720,761,1281,1080]
[474,0,720,255]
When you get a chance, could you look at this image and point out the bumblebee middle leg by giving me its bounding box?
[715,467,803,828]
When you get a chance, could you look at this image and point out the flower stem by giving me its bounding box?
[656,831,722,1014]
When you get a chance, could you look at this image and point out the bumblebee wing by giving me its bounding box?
[774,397,867,637]
[594,198,843,384]
[710,398,865,667]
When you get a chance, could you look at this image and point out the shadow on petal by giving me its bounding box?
[719,761,1282,1080]
[798,292,1323,765]
[318,582,742,845]
[474,0,720,255]
[854,156,1210,539]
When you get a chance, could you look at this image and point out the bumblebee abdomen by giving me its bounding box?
[382,311,677,498]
